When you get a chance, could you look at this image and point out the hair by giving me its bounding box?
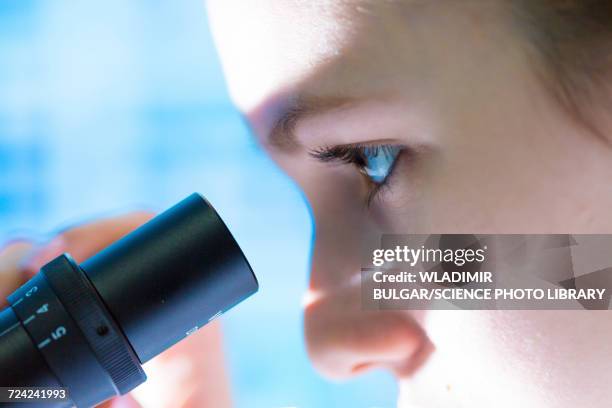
[511,0,612,140]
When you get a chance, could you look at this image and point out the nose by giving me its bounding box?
[304,286,433,380]
[302,185,432,380]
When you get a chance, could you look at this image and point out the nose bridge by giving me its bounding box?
[304,181,437,379]
[306,204,433,380]
[309,195,382,291]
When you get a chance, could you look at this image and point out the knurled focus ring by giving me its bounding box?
[42,254,146,394]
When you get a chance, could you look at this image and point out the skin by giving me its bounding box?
[2,1,611,406]
[207,0,612,407]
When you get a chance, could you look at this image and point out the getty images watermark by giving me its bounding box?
[361,235,612,310]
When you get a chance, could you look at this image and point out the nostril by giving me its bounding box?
[351,362,374,374]
[394,336,435,378]
[348,335,434,378]
[306,294,433,380]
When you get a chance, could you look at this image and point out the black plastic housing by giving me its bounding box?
[0,193,258,407]
[81,193,259,362]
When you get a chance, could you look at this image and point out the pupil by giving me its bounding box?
[363,146,400,184]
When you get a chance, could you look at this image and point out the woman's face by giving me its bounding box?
[208,1,612,406]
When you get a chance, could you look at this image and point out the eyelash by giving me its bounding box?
[308,143,404,206]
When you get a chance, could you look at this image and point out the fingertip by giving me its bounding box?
[99,395,142,408]
[20,237,67,277]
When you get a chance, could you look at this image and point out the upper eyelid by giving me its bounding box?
[307,143,405,208]
[307,143,402,163]
[307,145,360,163]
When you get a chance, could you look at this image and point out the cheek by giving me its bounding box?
[399,310,612,407]
[367,148,437,232]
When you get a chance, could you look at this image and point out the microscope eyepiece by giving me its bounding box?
[0,194,258,407]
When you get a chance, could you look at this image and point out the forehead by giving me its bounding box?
[207,0,513,143]
[206,0,411,112]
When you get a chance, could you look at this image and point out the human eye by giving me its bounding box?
[308,143,404,205]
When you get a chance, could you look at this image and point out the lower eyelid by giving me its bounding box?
[372,145,437,209]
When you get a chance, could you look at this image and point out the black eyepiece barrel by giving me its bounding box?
[81,193,258,362]
[0,193,258,407]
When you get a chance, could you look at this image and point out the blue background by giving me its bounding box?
[0,1,395,406]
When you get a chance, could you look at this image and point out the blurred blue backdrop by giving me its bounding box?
[0,1,395,407]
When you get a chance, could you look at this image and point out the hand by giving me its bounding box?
[0,212,232,408]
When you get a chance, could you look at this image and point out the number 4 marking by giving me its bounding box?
[37,304,49,314]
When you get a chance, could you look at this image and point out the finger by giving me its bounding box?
[20,237,66,279]
[22,211,155,275]
[98,394,142,408]
[0,240,36,306]
[57,211,155,262]
[131,321,232,408]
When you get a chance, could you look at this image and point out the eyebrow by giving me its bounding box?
[267,96,357,152]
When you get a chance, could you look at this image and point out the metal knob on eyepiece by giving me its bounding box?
[0,193,258,407]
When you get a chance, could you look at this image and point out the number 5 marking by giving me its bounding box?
[51,326,67,340]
